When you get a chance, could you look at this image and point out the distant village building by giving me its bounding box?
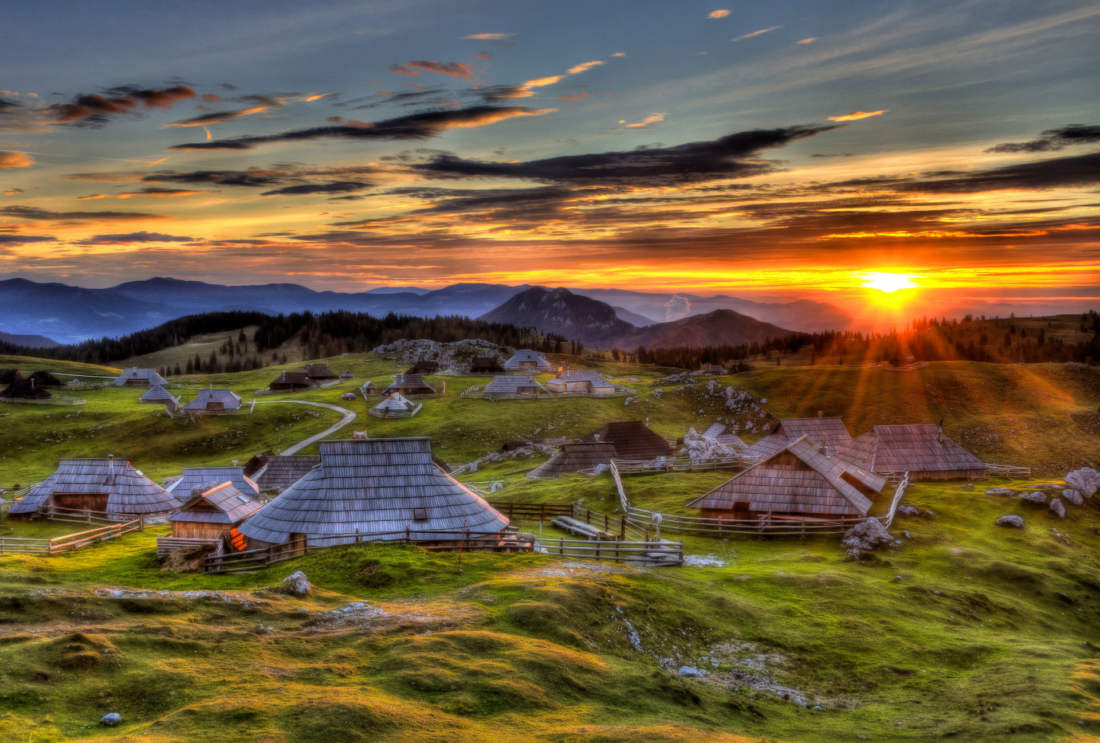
[406,359,440,375]
[268,371,311,392]
[689,435,886,520]
[743,417,854,461]
[383,373,436,397]
[1,373,49,400]
[238,438,509,549]
[528,442,618,479]
[583,420,672,461]
[165,467,260,504]
[183,388,242,414]
[545,369,615,396]
[28,371,62,388]
[483,375,546,399]
[303,363,338,382]
[370,392,421,418]
[251,455,321,494]
[503,349,551,372]
[700,364,727,376]
[140,384,179,406]
[838,424,986,480]
[360,380,379,396]
[113,367,167,387]
[9,457,177,519]
[469,356,504,375]
[167,482,262,542]
[340,369,354,381]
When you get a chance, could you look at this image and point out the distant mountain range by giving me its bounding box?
[480,287,794,349]
[0,330,59,349]
[0,276,847,344]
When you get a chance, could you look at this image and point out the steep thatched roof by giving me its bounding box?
[238,438,509,547]
[584,420,671,460]
[170,482,262,525]
[503,349,551,370]
[839,424,984,476]
[183,388,241,412]
[371,392,419,416]
[269,371,311,389]
[112,368,167,387]
[252,455,321,493]
[10,458,177,517]
[140,384,179,404]
[484,375,545,398]
[546,369,614,391]
[304,363,338,380]
[528,442,618,479]
[383,373,436,396]
[689,436,885,517]
[779,418,852,453]
[165,467,259,503]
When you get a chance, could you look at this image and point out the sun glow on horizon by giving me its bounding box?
[860,272,918,294]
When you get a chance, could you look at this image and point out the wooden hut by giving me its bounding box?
[112,367,167,387]
[183,388,241,414]
[252,455,321,494]
[340,369,354,381]
[28,371,62,388]
[360,380,379,396]
[528,442,618,479]
[583,421,672,461]
[545,370,615,396]
[370,392,421,418]
[165,467,260,504]
[237,437,510,548]
[9,457,177,519]
[167,482,262,541]
[838,424,985,480]
[483,375,545,399]
[140,384,179,405]
[268,371,311,392]
[689,435,886,520]
[742,417,853,461]
[406,359,440,375]
[304,363,338,382]
[503,349,551,372]
[383,373,436,397]
[469,356,504,374]
[700,363,726,376]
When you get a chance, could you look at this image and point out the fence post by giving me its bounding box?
[139,515,144,531]
[405,526,410,543]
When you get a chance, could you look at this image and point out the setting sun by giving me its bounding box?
[860,272,918,293]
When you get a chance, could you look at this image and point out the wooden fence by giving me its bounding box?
[612,454,751,474]
[488,501,574,521]
[0,518,143,556]
[534,537,683,566]
[983,462,1032,478]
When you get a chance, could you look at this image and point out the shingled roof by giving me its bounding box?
[371,392,419,417]
[140,384,179,404]
[689,436,885,517]
[528,442,618,479]
[9,458,177,517]
[383,373,436,396]
[583,420,671,460]
[112,368,167,387]
[839,424,985,478]
[183,388,242,412]
[252,455,321,493]
[503,349,551,370]
[742,418,853,461]
[304,363,338,380]
[169,482,262,526]
[165,467,260,503]
[238,438,509,547]
[483,375,545,398]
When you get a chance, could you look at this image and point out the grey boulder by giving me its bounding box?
[995,515,1025,529]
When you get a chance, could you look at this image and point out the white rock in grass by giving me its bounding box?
[1049,499,1066,519]
[1065,468,1100,497]
[100,713,121,727]
[280,570,312,596]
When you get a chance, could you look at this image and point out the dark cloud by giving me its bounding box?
[0,97,20,110]
[47,85,195,127]
[143,168,285,187]
[0,205,162,221]
[389,61,475,79]
[170,105,553,150]
[412,125,840,186]
[0,234,55,245]
[261,181,373,196]
[986,124,1100,153]
[76,231,194,245]
[891,151,1100,193]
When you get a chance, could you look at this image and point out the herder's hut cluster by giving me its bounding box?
[839,424,985,480]
[503,349,551,372]
[183,388,241,414]
[165,467,260,504]
[249,455,322,494]
[530,420,672,478]
[483,375,546,399]
[10,457,177,519]
[113,368,166,387]
[383,373,436,397]
[168,482,262,541]
[545,370,615,396]
[743,417,854,461]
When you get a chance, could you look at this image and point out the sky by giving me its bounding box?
[1,0,1098,324]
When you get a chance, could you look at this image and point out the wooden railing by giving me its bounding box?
[488,501,574,520]
[0,518,143,556]
[534,537,683,566]
[983,462,1032,478]
[612,455,751,474]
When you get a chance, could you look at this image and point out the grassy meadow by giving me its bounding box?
[0,346,1098,741]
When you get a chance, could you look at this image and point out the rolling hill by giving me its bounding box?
[0,330,58,348]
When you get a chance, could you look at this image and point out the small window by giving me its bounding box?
[412,507,428,522]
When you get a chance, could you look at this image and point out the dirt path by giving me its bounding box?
[253,399,357,455]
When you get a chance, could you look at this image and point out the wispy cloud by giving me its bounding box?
[708,9,730,19]
[559,92,591,102]
[0,150,34,168]
[986,124,1100,153]
[76,231,194,245]
[165,104,272,128]
[463,33,512,41]
[389,60,476,79]
[567,60,604,75]
[732,26,780,41]
[827,109,887,122]
[796,37,817,44]
[619,112,665,129]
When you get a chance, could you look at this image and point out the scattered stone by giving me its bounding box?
[986,488,1015,497]
[678,665,707,677]
[100,713,121,727]
[684,554,728,567]
[842,519,901,560]
[1021,491,1047,506]
[280,571,311,596]
[897,505,920,517]
[681,427,741,463]
[1049,498,1066,519]
[995,515,1025,529]
[1065,467,1100,498]
[1062,489,1084,507]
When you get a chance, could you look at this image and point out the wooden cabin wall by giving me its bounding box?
[171,521,230,540]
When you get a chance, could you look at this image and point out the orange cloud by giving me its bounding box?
[732,26,780,41]
[559,92,591,102]
[567,60,604,75]
[0,150,34,168]
[304,93,331,102]
[797,37,817,44]
[463,33,512,40]
[827,109,887,122]
[77,193,108,200]
[612,52,625,57]
[708,9,730,19]
[619,112,665,128]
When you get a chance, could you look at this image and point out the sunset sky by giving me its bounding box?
[1,0,1097,321]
